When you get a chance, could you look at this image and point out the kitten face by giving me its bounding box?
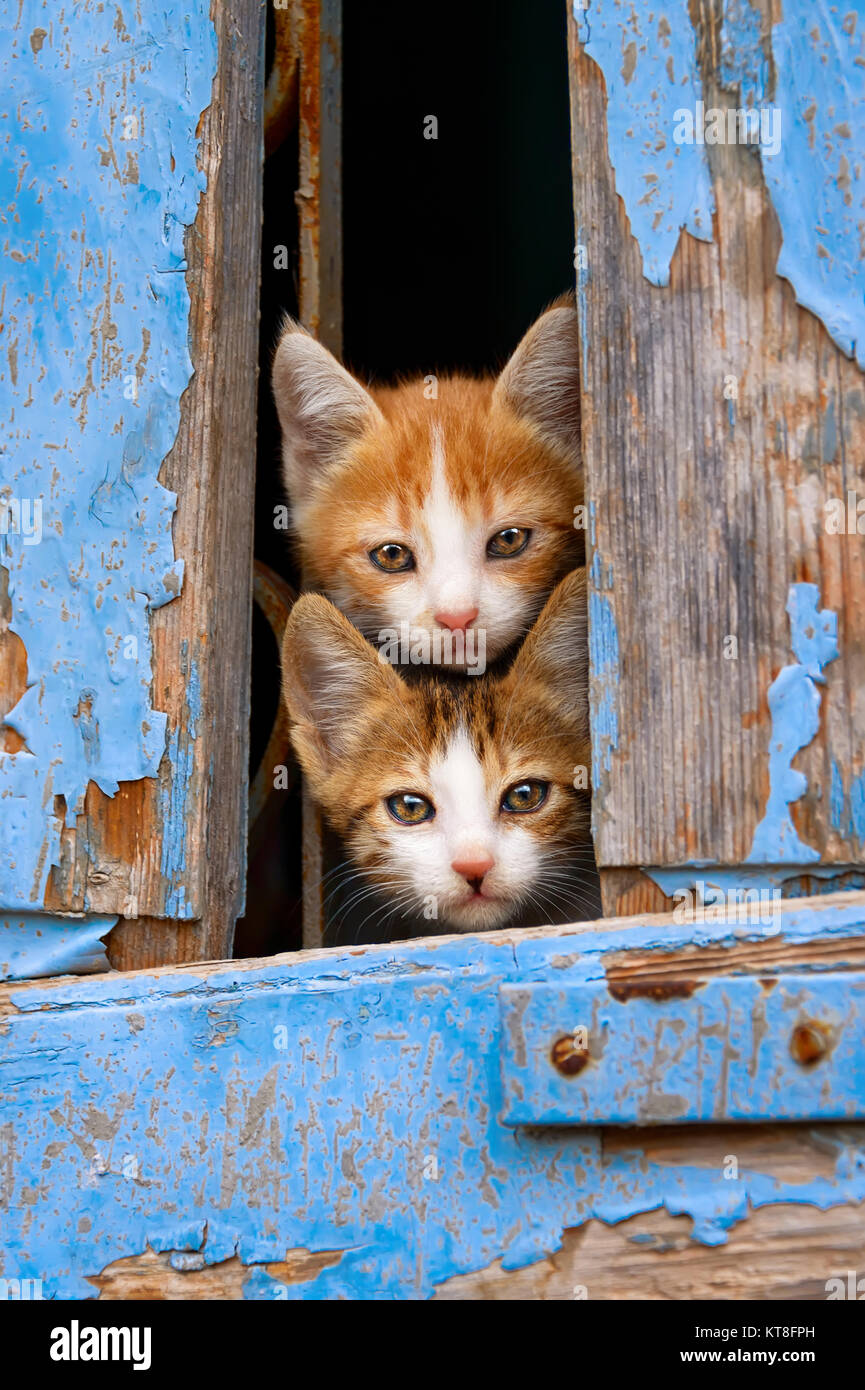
[272,304,583,667]
[282,570,594,933]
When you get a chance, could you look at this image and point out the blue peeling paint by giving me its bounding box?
[644,584,849,904]
[575,1,865,365]
[830,759,865,853]
[158,652,202,919]
[2,895,865,1297]
[588,533,619,797]
[646,863,865,906]
[574,0,714,286]
[747,584,838,864]
[0,2,217,914]
[588,592,619,778]
[500,973,865,1125]
[720,0,768,107]
[767,5,865,370]
[0,912,114,980]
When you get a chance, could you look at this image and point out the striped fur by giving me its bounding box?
[282,570,598,936]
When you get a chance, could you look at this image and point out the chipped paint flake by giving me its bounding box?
[574,0,715,285]
[766,4,865,369]
[576,0,865,367]
[747,584,838,865]
[588,525,619,817]
[0,911,114,979]
[0,1,218,911]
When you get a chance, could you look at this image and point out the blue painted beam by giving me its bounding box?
[499,973,865,1126]
[2,894,865,1298]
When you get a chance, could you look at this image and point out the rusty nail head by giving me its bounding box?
[551,1033,591,1077]
[790,1020,832,1067]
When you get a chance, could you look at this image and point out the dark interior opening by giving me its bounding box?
[235,0,575,956]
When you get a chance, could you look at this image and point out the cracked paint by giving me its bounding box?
[0,1,217,945]
[644,584,851,903]
[574,0,715,286]
[2,896,865,1298]
[574,1,865,367]
[588,504,619,821]
[0,911,114,979]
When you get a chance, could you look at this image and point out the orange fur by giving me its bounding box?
[272,302,584,664]
[303,377,580,616]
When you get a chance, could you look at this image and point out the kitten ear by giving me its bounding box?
[271,319,384,498]
[281,592,403,784]
[492,301,581,458]
[509,568,588,728]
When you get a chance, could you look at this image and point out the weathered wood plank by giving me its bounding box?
[81,1194,865,1300]
[296,0,343,356]
[434,1198,865,1300]
[568,0,865,912]
[2,891,864,1298]
[295,0,343,949]
[98,0,263,968]
[1,0,262,970]
[3,886,865,1009]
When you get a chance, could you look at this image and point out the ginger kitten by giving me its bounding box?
[282,569,599,938]
[272,302,583,671]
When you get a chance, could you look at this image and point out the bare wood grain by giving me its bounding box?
[568,0,865,911]
[82,1190,865,1300]
[0,564,27,755]
[603,931,865,986]
[433,1197,865,1300]
[296,0,343,356]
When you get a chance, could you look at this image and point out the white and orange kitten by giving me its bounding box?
[282,570,599,937]
[272,301,583,670]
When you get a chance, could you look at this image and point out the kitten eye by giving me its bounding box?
[386,792,435,825]
[501,780,549,814]
[487,526,531,558]
[369,542,415,573]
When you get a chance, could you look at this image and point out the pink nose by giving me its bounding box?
[451,854,495,886]
[435,607,479,633]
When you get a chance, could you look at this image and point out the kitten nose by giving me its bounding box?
[435,606,479,632]
[451,853,495,886]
